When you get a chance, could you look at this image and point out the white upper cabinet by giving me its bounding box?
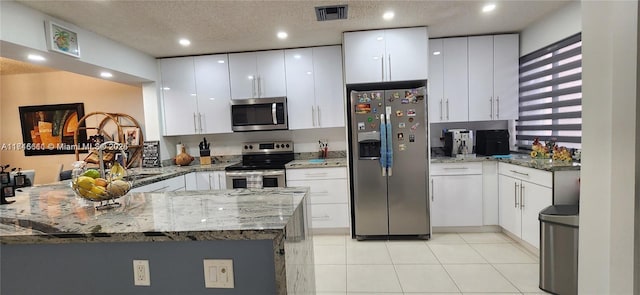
[229,50,286,99]
[344,27,428,84]
[469,34,519,121]
[285,48,315,129]
[160,57,199,135]
[194,54,232,134]
[493,34,519,120]
[468,36,495,121]
[384,27,429,82]
[430,37,469,123]
[314,46,345,128]
[286,46,344,130]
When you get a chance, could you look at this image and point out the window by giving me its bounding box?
[516,33,582,149]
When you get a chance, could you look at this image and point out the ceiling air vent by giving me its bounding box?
[315,5,348,21]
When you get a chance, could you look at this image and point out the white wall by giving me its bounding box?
[0,1,157,84]
[580,1,638,294]
[519,1,581,56]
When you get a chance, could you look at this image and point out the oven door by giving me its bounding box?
[226,170,286,189]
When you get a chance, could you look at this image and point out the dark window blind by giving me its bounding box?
[517,33,582,149]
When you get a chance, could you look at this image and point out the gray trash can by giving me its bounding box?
[539,204,579,295]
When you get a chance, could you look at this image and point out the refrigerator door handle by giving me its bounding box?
[431,178,434,201]
[386,113,393,176]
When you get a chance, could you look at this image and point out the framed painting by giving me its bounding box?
[45,20,81,58]
[18,103,87,156]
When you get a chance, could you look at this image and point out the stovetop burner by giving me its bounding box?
[225,141,294,171]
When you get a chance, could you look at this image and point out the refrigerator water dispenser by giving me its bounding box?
[358,131,381,159]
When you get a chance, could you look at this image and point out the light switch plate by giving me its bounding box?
[203,259,234,288]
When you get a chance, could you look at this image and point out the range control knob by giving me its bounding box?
[275,144,280,148]
[244,145,248,150]
[249,145,253,149]
[285,144,290,148]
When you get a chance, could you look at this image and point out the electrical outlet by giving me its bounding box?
[203,259,234,288]
[133,260,150,286]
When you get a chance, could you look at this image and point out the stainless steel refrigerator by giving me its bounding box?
[349,87,430,239]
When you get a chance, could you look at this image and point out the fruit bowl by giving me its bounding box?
[71,162,132,210]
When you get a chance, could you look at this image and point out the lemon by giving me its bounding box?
[82,169,101,179]
[110,162,125,180]
[76,176,95,190]
[78,187,99,200]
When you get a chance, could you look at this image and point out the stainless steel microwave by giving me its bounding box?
[231,97,288,132]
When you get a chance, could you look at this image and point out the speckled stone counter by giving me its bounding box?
[126,162,237,188]
[0,185,314,295]
[285,157,348,169]
[431,154,581,172]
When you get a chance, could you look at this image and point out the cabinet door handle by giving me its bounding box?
[311,106,316,127]
[151,185,170,192]
[520,183,525,209]
[431,179,434,201]
[490,97,493,119]
[312,214,331,220]
[317,106,321,126]
[258,76,262,97]
[496,96,500,118]
[388,54,392,81]
[193,113,198,133]
[251,75,256,97]
[446,99,450,120]
[439,99,443,120]
[381,55,385,81]
[510,170,530,177]
[198,112,203,133]
[443,167,469,170]
[514,183,519,208]
[304,173,328,177]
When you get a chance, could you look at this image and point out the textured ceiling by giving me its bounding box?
[16,0,573,58]
[0,57,58,75]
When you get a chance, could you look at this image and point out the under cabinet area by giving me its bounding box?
[498,163,552,249]
[286,167,349,230]
[430,162,483,227]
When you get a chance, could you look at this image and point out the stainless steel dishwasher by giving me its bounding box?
[539,204,579,295]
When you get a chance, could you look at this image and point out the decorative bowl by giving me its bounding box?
[70,163,132,210]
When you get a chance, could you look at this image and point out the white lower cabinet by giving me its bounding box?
[498,163,552,249]
[131,175,186,193]
[185,172,226,190]
[430,163,483,227]
[286,167,349,229]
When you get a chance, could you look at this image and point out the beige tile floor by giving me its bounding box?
[313,232,551,295]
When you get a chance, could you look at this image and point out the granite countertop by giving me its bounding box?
[431,154,581,172]
[126,162,238,187]
[285,158,348,169]
[0,183,308,245]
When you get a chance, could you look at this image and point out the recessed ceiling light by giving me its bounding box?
[376,36,384,41]
[179,38,191,46]
[27,54,45,61]
[294,54,301,59]
[306,71,312,75]
[217,60,225,64]
[482,3,496,13]
[383,11,394,20]
[433,51,441,56]
[162,87,171,91]
[277,31,288,39]
[190,93,196,96]
[209,97,216,101]
[100,72,113,78]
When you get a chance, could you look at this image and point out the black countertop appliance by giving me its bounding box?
[475,129,510,156]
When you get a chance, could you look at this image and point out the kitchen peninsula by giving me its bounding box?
[0,183,314,295]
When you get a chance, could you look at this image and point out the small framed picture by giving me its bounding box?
[123,127,140,146]
[1,186,15,198]
[14,174,27,188]
[0,172,9,185]
[45,21,81,58]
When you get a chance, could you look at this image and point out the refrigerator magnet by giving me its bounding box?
[411,123,420,131]
[356,104,371,114]
[409,134,416,142]
[378,102,383,107]
[397,133,404,140]
[407,109,416,117]
[358,122,365,130]
[367,117,373,122]
[401,98,409,104]
[396,110,404,117]
[398,144,407,151]
[373,108,378,113]
[398,122,406,129]
[375,92,382,100]
[408,117,414,122]
[375,114,379,119]
[370,123,377,129]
